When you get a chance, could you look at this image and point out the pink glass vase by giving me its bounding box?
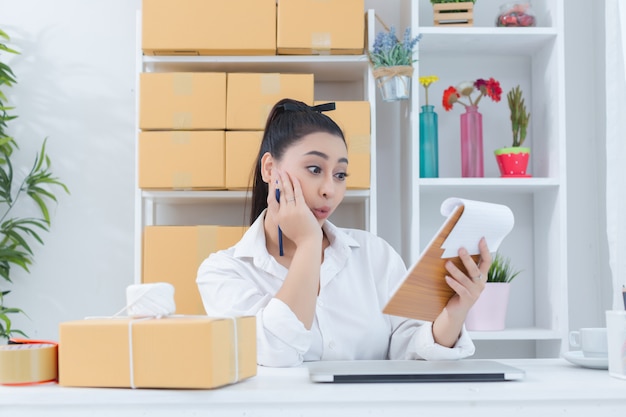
[460,106,484,177]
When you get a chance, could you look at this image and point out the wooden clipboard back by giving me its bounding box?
[383,204,479,322]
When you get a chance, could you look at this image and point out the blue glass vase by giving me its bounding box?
[419,105,439,178]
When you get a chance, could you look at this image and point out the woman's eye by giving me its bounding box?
[307,166,322,174]
[334,172,348,181]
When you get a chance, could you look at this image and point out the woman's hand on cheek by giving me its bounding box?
[275,170,322,247]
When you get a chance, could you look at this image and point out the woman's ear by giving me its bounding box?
[260,152,274,183]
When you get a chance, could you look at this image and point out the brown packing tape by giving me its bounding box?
[0,343,58,385]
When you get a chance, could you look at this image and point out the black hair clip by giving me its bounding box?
[279,102,336,113]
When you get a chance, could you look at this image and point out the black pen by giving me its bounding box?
[622,285,626,310]
[275,187,284,256]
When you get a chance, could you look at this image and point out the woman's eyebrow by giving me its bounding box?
[303,150,349,164]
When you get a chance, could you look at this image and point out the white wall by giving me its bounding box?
[1,0,142,338]
[0,0,611,341]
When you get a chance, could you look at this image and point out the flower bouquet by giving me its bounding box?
[368,25,421,101]
[442,78,502,177]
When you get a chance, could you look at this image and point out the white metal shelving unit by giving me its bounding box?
[134,10,378,281]
[401,0,567,358]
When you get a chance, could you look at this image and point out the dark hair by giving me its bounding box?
[249,98,346,224]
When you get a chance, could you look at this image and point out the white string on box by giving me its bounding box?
[121,282,176,389]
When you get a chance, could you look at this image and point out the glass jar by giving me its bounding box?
[496,2,536,27]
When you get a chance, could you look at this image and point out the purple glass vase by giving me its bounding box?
[460,105,484,178]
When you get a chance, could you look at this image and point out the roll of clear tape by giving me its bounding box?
[125,283,176,317]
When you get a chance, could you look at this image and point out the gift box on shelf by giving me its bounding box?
[58,316,256,389]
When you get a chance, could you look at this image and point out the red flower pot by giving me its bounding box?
[494,147,531,177]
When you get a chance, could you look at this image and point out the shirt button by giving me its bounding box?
[328,341,336,349]
[318,300,325,307]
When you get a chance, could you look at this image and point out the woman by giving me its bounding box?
[196,98,491,367]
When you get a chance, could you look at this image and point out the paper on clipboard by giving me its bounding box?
[439,198,514,258]
[383,198,515,322]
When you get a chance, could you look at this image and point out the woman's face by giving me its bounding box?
[274,131,348,225]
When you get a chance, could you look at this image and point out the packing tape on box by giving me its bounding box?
[311,32,331,54]
[172,112,192,129]
[0,339,58,386]
[260,74,280,95]
[172,73,193,96]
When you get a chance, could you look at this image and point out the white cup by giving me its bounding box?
[605,311,626,379]
[569,327,608,358]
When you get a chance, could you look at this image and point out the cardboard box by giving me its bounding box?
[142,0,276,55]
[226,73,314,130]
[143,225,247,315]
[59,316,256,389]
[139,72,226,130]
[138,131,225,190]
[315,101,371,189]
[277,0,365,55]
[225,131,263,189]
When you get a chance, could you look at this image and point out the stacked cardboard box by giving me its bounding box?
[142,0,365,56]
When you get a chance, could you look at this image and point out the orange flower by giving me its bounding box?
[442,87,459,111]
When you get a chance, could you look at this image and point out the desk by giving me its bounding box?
[1,359,625,416]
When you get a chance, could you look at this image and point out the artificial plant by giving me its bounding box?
[0,28,69,339]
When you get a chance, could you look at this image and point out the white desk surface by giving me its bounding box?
[2,359,625,416]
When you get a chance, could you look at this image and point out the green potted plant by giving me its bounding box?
[465,252,522,331]
[1,28,69,341]
[368,20,421,102]
[430,0,476,27]
[495,85,531,177]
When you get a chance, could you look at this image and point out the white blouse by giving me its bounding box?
[196,211,475,367]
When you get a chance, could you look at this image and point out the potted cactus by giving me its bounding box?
[495,85,531,177]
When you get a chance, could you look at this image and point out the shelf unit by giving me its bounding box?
[134,11,378,281]
[401,0,567,358]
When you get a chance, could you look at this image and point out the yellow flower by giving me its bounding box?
[419,75,439,88]
[419,75,439,106]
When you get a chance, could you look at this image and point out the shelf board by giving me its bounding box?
[142,189,371,204]
[418,177,559,192]
[418,27,558,55]
[142,54,370,82]
[469,328,561,341]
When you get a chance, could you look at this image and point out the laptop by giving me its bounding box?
[307,359,525,383]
